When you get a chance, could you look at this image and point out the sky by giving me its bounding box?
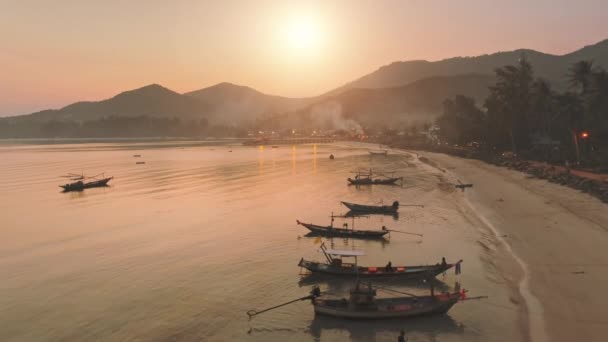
[1,0,607,116]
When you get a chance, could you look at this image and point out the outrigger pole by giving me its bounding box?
[382,227,423,237]
[246,295,314,318]
[247,286,321,319]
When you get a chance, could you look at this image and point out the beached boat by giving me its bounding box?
[341,201,399,214]
[59,173,113,192]
[299,244,461,279]
[296,220,389,239]
[369,150,388,156]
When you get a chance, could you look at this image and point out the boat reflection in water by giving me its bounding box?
[344,210,400,221]
[307,314,464,341]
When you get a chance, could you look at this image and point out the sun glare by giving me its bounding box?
[283,14,324,56]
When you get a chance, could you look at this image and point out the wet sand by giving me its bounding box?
[414,150,608,342]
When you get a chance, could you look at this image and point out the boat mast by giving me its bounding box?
[319,242,333,264]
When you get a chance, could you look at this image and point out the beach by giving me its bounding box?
[414,150,608,342]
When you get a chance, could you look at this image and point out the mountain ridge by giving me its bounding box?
[2,38,607,137]
[338,39,608,91]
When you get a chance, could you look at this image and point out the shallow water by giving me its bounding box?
[0,141,524,341]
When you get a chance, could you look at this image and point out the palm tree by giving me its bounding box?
[569,60,594,95]
[586,68,608,139]
[485,55,534,153]
[530,78,554,136]
[567,60,595,163]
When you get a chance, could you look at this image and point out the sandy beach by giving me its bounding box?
[413,150,608,342]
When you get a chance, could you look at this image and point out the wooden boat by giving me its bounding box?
[59,173,113,192]
[347,176,402,185]
[369,150,388,156]
[341,201,399,214]
[296,220,389,239]
[299,244,461,279]
[347,170,402,185]
[248,282,474,320]
[312,283,461,319]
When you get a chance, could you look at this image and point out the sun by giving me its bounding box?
[283,14,323,54]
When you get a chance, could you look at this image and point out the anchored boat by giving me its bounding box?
[341,201,400,214]
[347,170,402,186]
[299,243,461,279]
[248,282,483,320]
[296,220,389,239]
[59,173,113,192]
[313,282,460,319]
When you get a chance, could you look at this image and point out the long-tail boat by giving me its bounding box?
[298,243,461,279]
[341,201,400,214]
[296,220,389,239]
[248,282,483,320]
[59,173,113,192]
[312,282,462,319]
[347,170,402,186]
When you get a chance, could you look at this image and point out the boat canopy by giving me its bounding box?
[321,249,365,256]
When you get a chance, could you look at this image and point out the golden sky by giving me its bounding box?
[1,0,606,116]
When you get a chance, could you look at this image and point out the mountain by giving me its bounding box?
[340,39,608,91]
[3,38,607,137]
[184,82,314,125]
[271,74,496,130]
[11,84,209,124]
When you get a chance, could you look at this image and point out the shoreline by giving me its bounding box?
[398,148,538,341]
[408,149,608,342]
[393,144,608,203]
[463,196,546,342]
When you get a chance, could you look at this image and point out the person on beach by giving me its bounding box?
[398,330,408,342]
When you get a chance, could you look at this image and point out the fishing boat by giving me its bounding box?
[299,243,461,279]
[312,282,462,319]
[248,282,482,320]
[59,173,113,192]
[296,220,389,239]
[347,170,402,186]
[341,201,400,214]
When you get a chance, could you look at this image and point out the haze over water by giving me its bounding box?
[0,142,523,341]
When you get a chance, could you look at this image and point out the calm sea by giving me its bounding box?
[0,141,523,341]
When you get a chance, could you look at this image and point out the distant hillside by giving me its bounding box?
[271,74,495,130]
[11,84,210,124]
[339,39,608,91]
[185,82,314,125]
[3,38,607,137]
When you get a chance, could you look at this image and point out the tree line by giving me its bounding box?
[436,58,608,167]
[0,115,250,138]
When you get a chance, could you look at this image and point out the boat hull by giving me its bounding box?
[341,201,398,214]
[297,221,388,239]
[347,177,401,185]
[313,295,458,319]
[299,259,455,279]
[60,177,113,192]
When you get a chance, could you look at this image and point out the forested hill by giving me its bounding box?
[337,39,608,91]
